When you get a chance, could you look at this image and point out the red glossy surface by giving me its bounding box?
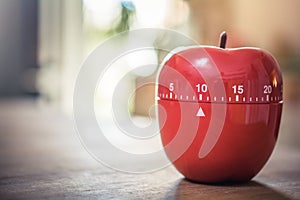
[158,100,282,182]
[157,46,283,183]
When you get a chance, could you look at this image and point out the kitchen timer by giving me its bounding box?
[157,32,283,183]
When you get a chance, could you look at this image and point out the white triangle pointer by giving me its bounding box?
[196,107,205,117]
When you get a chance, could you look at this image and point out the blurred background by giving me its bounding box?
[0,0,299,148]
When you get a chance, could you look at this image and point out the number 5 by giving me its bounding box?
[169,83,174,92]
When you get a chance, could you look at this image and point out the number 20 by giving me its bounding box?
[264,85,272,94]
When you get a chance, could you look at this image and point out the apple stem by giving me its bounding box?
[219,31,227,49]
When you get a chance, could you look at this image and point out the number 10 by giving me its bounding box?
[196,84,208,93]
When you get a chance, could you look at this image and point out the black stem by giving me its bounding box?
[219,31,227,49]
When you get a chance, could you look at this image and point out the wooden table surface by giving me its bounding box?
[0,99,299,200]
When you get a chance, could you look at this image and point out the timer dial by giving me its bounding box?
[158,47,282,104]
[157,33,283,183]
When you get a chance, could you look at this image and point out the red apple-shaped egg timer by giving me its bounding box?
[157,32,283,183]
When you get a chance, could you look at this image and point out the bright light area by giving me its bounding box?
[126,49,158,77]
[94,49,161,154]
[133,0,167,27]
[83,0,168,28]
[95,48,158,110]
[83,0,121,29]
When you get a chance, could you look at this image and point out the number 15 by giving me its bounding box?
[232,85,244,94]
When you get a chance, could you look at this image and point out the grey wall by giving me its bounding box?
[0,0,38,96]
